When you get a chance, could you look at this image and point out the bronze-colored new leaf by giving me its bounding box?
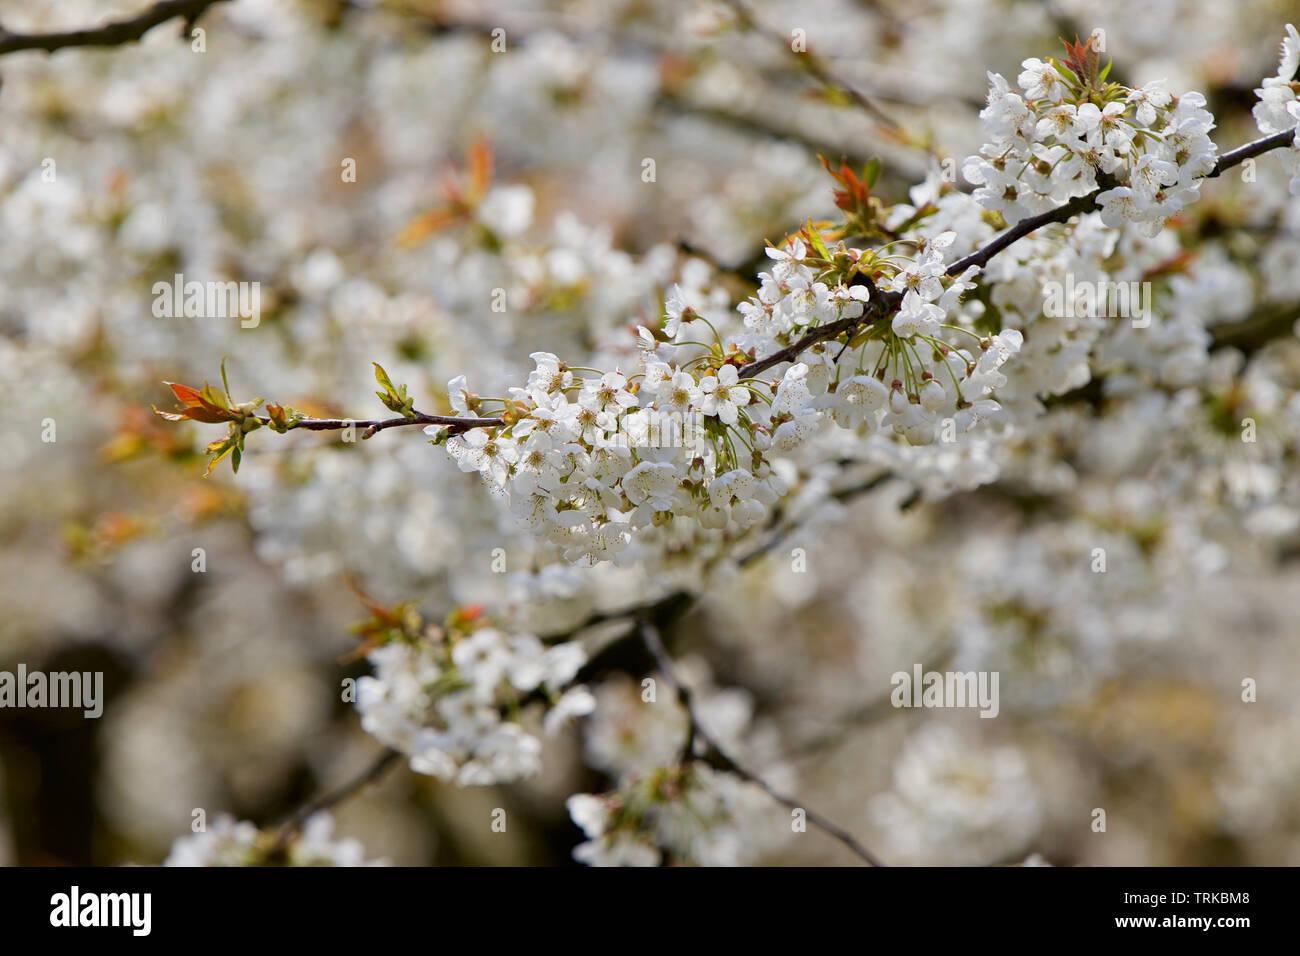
[154,382,240,424]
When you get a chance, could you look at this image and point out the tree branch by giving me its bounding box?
[1210,300,1300,357]
[719,0,900,133]
[269,747,402,852]
[738,290,902,380]
[944,190,1102,276]
[640,622,887,866]
[0,0,230,56]
[258,411,504,440]
[176,129,1300,859]
[282,471,901,856]
[947,128,1298,277]
[1209,128,1297,176]
[738,128,1299,382]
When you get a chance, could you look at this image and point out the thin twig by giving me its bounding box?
[641,623,887,866]
[720,0,900,133]
[0,0,230,55]
[257,411,505,439]
[270,748,402,851]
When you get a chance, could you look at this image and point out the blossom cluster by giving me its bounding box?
[565,764,777,866]
[562,661,793,866]
[354,606,594,784]
[163,814,386,867]
[440,229,1022,555]
[1253,23,1300,193]
[868,726,1041,866]
[964,40,1218,236]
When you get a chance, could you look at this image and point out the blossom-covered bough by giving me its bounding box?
[145,25,1300,865]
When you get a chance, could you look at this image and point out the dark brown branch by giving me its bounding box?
[261,411,504,440]
[0,0,230,55]
[738,128,1299,381]
[947,128,1298,277]
[739,290,901,380]
[641,623,887,866]
[1210,300,1300,357]
[1208,128,1297,176]
[944,190,1102,276]
[252,126,1297,448]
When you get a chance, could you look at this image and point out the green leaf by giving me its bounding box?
[862,157,882,189]
[1051,59,1077,84]
[198,382,229,411]
[805,220,831,260]
[220,356,234,406]
[203,436,236,477]
[373,362,416,418]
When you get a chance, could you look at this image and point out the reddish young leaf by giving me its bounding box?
[160,382,237,423]
[1061,35,1101,88]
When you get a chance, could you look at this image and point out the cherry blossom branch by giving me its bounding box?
[272,616,892,865]
[1210,128,1299,174]
[255,411,504,439]
[947,128,1298,277]
[738,289,902,380]
[225,464,904,859]
[0,0,229,55]
[274,475,894,856]
[945,191,1104,276]
[154,365,505,473]
[738,128,1298,383]
[640,622,887,866]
